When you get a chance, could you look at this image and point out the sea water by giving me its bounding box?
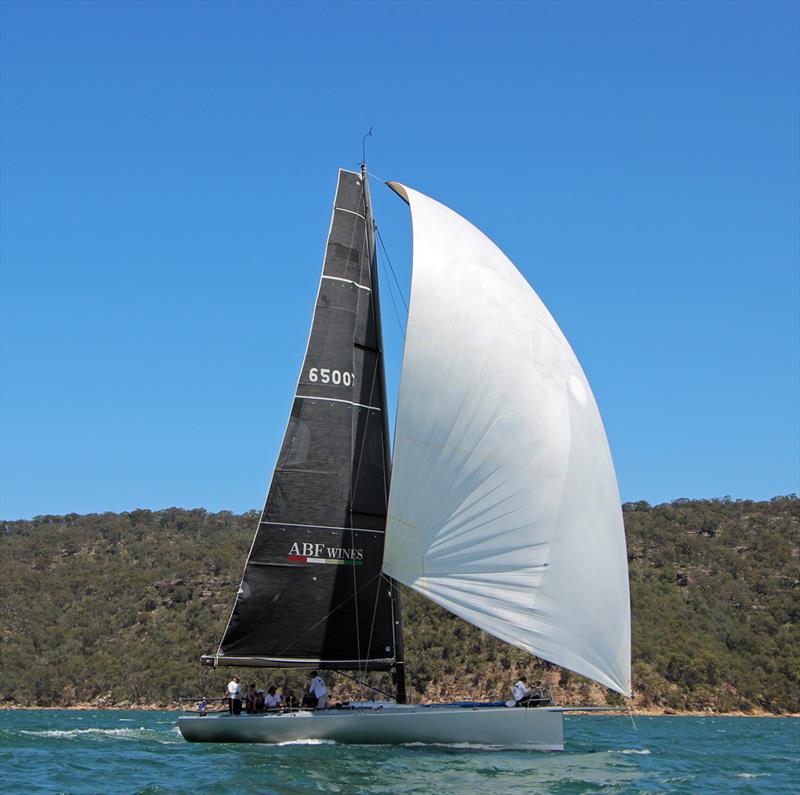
[0,710,797,794]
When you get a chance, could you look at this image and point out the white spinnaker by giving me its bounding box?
[382,183,631,696]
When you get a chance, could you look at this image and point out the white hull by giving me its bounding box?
[178,704,563,750]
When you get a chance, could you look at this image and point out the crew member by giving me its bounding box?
[265,686,281,710]
[512,675,530,706]
[225,675,242,715]
[307,670,329,709]
[245,683,257,714]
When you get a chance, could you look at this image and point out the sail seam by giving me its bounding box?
[295,394,382,411]
[335,207,366,220]
[322,275,372,291]
[258,520,385,535]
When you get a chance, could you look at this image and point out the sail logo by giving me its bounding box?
[287,542,364,566]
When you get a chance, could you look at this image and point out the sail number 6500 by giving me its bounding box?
[308,368,354,386]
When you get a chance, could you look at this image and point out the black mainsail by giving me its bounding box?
[209,169,402,682]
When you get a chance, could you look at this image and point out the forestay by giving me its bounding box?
[383,183,631,695]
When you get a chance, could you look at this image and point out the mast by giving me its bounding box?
[361,162,407,704]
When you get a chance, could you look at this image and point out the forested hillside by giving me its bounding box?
[1,498,798,712]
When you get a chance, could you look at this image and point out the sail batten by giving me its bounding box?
[215,170,397,670]
[382,184,631,696]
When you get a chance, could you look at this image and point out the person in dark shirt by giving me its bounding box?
[245,683,257,714]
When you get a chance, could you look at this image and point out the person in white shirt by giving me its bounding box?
[307,670,329,709]
[264,686,282,710]
[512,675,530,706]
[225,675,242,715]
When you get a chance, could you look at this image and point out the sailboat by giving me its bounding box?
[178,165,631,749]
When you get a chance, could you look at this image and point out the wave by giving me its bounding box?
[610,748,651,755]
[22,728,142,738]
[19,727,179,744]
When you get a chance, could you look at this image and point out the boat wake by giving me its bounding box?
[274,738,338,746]
[610,748,651,755]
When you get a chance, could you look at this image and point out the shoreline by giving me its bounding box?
[1,704,797,718]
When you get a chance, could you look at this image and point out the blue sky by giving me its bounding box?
[1,0,797,520]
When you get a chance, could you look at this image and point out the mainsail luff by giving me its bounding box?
[213,169,398,670]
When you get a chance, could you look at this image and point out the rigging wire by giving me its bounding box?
[348,337,381,681]
[376,227,409,314]
[380,263,406,342]
[360,569,385,686]
[375,227,408,341]
[332,668,394,701]
[366,169,388,184]
[272,570,385,659]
